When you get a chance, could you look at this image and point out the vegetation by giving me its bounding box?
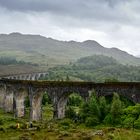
[41,55,140,82]
[0,92,140,139]
[0,57,40,76]
[0,47,140,139]
[0,56,38,66]
[65,92,138,128]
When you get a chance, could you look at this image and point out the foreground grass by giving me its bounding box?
[0,107,140,140]
[0,123,140,140]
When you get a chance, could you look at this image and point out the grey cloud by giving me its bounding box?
[0,0,139,26]
[0,0,129,11]
[0,0,139,30]
[0,0,134,18]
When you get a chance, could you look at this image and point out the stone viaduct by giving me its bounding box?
[0,79,140,121]
[0,72,48,80]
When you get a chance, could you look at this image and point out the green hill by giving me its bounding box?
[44,55,140,82]
[0,32,140,68]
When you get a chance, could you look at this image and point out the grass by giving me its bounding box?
[0,64,43,76]
[0,107,140,140]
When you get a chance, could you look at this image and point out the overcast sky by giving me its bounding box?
[0,0,140,56]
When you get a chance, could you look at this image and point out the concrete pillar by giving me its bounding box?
[57,96,68,119]
[14,88,28,117]
[29,87,44,121]
[53,95,68,119]
[31,75,36,80]
[53,95,58,119]
[26,75,29,80]
[4,85,14,112]
[0,84,6,108]
[34,75,38,80]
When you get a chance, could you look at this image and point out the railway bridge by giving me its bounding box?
[0,79,140,121]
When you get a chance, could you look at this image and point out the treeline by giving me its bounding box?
[0,56,38,66]
[65,92,140,129]
[42,55,140,82]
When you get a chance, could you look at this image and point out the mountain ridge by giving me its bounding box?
[0,32,139,67]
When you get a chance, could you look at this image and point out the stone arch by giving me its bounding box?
[97,91,136,104]
[94,85,139,104]
[54,89,89,119]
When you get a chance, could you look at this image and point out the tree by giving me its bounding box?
[88,94,101,118]
[110,93,122,124]
[42,92,51,105]
[67,94,83,107]
[99,96,108,121]
[122,104,140,129]
[80,93,101,125]
[66,75,70,81]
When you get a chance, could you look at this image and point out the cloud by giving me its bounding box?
[0,0,140,55]
[0,0,133,21]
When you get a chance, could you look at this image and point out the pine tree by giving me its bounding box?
[110,93,122,124]
[99,96,108,121]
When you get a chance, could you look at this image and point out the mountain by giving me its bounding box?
[0,32,140,68]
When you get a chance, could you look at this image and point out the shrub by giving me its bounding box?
[65,106,76,119]
[0,127,6,132]
[9,124,17,129]
[103,114,113,125]
[134,117,140,129]
[122,117,135,128]
[0,118,4,125]
[107,133,115,139]
[85,116,99,127]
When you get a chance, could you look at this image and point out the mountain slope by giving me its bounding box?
[0,32,140,67]
[44,55,140,82]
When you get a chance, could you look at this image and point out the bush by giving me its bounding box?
[122,117,135,128]
[67,94,83,106]
[103,114,113,125]
[9,124,17,129]
[0,127,6,132]
[0,118,4,125]
[59,119,72,127]
[42,93,52,105]
[134,117,140,129]
[107,133,115,139]
[85,116,99,127]
[65,106,76,119]
[59,119,73,130]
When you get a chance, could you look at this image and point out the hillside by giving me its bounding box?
[44,55,140,82]
[0,57,42,76]
[0,33,140,68]
[0,64,40,76]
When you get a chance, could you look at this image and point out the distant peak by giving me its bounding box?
[82,40,97,43]
[82,40,104,48]
[9,32,22,36]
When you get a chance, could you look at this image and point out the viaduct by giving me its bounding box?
[0,76,140,121]
[0,72,48,81]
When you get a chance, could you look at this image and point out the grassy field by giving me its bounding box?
[0,64,45,76]
[1,127,140,140]
[0,106,140,140]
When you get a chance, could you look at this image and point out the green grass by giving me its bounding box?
[0,107,140,140]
